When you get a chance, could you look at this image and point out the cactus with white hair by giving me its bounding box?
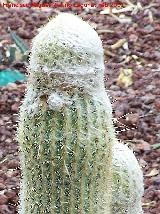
[18,13,144,214]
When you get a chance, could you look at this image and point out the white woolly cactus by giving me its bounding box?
[112,142,144,213]
[18,13,144,214]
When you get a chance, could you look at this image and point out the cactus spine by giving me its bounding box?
[18,13,143,214]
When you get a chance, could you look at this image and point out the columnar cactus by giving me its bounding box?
[18,13,144,214]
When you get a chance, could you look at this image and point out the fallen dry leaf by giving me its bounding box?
[145,168,159,177]
[116,68,133,87]
[142,201,157,208]
[111,38,127,50]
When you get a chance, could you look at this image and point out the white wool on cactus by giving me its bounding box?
[27,13,112,114]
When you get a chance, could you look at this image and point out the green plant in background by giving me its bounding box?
[17,13,144,213]
[9,28,30,62]
[0,29,29,65]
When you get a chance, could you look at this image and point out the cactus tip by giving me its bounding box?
[29,13,104,75]
[27,13,108,101]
